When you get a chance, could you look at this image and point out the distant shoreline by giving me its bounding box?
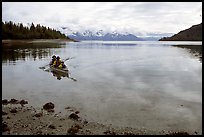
[2,39,78,44]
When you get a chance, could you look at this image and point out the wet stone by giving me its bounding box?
[67,126,79,135]
[2,111,8,115]
[48,124,56,129]
[69,113,79,120]
[10,108,18,113]
[47,109,55,113]
[2,122,10,132]
[43,102,55,110]
[19,100,28,105]
[34,112,43,117]
[9,98,18,104]
[2,99,9,105]
[167,131,190,135]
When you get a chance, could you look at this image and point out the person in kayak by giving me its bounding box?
[50,55,56,66]
[54,56,61,67]
[58,61,66,69]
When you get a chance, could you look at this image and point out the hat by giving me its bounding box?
[56,56,60,59]
[52,55,56,58]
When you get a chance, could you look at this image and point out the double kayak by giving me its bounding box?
[49,65,69,74]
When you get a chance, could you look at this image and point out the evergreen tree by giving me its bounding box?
[2,21,70,40]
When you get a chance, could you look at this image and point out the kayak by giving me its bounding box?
[49,65,69,74]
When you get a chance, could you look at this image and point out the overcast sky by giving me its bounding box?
[2,2,202,34]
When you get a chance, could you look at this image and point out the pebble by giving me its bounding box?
[10,108,18,113]
[48,124,56,129]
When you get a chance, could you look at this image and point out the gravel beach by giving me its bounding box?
[2,99,200,135]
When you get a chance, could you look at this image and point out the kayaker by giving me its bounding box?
[54,56,61,67]
[58,61,66,69]
[50,55,56,65]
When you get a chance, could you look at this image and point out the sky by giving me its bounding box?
[2,2,202,35]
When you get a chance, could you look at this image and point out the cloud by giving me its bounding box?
[2,2,202,34]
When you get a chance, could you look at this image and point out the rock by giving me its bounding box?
[34,112,43,117]
[43,102,55,110]
[2,99,9,105]
[69,113,79,120]
[48,124,56,129]
[65,106,71,109]
[9,98,18,104]
[47,109,55,113]
[2,122,10,132]
[167,131,189,135]
[124,131,135,135]
[19,100,28,105]
[10,108,18,113]
[67,126,79,135]
[75,111,80,114]
[104,130,116,135]
[74,124,82,129]
[36,130,43,135]
[2,111,8,115]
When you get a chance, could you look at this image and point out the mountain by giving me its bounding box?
[68,30,144,41]
[159,23,202,41]
[57,28,174,41]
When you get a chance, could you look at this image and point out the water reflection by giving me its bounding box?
[2,42,65,64]
[171,45,202,62]
[43,67,77,81]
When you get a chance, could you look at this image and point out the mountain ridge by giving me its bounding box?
[57,28,174,41]
[159,23,202,41]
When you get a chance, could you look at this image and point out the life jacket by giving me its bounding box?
[58,63,66,69]
[52,60,57,66]
[58,63,63,69]
[50,58,56,65]
[56,60,61,66]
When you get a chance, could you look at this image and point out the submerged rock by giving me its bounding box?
[19,100,28,105]
[2,99,9,105]
[69,113,79,120]
[43,102,55,110]
[9,98,18,104]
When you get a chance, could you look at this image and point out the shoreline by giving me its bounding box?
[2,39,78,45]
[2,99,199,135]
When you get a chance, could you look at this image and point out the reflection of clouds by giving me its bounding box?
[108,47,202,104]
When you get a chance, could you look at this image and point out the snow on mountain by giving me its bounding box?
[57,27,174,41]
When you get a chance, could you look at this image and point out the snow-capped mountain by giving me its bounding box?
[57,27,174,41]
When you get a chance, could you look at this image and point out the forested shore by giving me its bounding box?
[2,21,71,40]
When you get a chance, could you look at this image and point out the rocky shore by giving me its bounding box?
[2,99,198,135]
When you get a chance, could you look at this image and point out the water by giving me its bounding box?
[2,40,202,132]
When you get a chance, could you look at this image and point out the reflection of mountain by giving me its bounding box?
[2,42,65,63]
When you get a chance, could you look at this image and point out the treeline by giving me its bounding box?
[2,21,69,39]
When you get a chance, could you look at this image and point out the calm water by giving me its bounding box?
[2,40,202,132]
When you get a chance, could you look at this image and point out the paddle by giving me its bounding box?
[39,56,75,69]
